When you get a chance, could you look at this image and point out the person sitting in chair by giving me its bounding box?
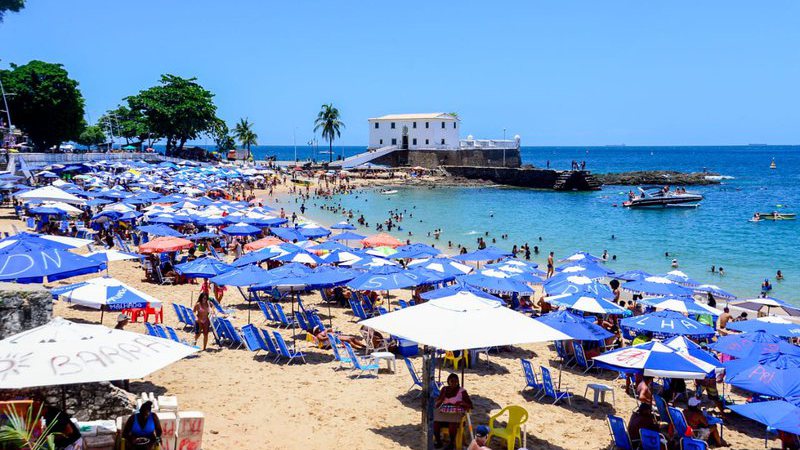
[434,373,473,450]
[310,326,365,350]
[468,425,491,450]
[685,397,727,447]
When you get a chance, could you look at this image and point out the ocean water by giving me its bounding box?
[279,145,799,303]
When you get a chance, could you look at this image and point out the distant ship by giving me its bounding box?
[770,158,777,169]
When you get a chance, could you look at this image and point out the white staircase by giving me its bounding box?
[330,145,398,169]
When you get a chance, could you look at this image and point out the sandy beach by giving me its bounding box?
[0,175,772,450]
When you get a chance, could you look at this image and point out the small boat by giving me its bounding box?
[756,212,796,220]
[623,187,703,208]
[380,189,398,195]
[770,158,777,169]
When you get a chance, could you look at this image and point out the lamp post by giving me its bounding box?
[502,128,507,166]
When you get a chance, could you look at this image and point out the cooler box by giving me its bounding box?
[157,411,177,450]
[398,339,418,357]
[177,411,204,450]
[82,433,114,450]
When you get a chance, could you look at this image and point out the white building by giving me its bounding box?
[367,113,460,150]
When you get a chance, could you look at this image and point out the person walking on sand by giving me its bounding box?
[193,293,212,350]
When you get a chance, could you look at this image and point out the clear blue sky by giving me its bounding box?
[2,0,799,146]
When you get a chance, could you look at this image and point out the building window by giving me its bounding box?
[379,139,383,145]
[425,122,429,129]
[441,139,445,145]
[413,122,417,129]
[425,139,429,145]
[391,138,397,145]
[412,138,417,145]
[453,122,457,129]
[391,122,395,129]
[374,122,379,129]
[441,122,445,129]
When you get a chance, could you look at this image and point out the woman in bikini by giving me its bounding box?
[193,293,212,350]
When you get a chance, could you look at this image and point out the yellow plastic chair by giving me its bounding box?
[631,334,650,346]
[443,350,469,370]
[440,413,468,449]
[487,405,528,450]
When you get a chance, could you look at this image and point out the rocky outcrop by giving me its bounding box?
[0,382,135,421]
[0,283,52,340]
[596,171,721,186]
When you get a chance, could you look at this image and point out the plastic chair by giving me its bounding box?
[681,437,708,450]
[443,350,469,370]
[606,414,634,450]
[487,405,528,450]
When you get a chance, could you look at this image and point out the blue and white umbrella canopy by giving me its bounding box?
[534,310,613,341]
[136,224,184,237]
[452,246,512,262]
[272,250,325,265]
[593,340,721,378]
[731,297,797,314]
[406,257,473,276]
[639,295,722,316]
[222,222,262,236]
[0,232,93,251]
[391,243,442,260]
[186,231,220,240]
[85,249,141,263]
[319,249,366,265]
[545,290,626,315]
[406,267,457,285]
[726,317,800,339]
[329,231,367,242]
[331,221,356,230]
[174,257,233,279]
[663,270,701,287]
[724,350,800,399]
[544,274,613,297]
[729,399,800,436]
[710,332,798,359]
[347,266,425,291]
[560,251,604,264]
[54,276,161,311]
[693,284,737,300]
[613,270,652,282]
[620,310,716,338]
[231,248,280,267]
[301,266,358,289]
[297,224,331,239]
[622,276,694,297]
[556,263,614,279]
[420,283,503,302]
[460,269,534,295]
[0,240,106,283]
[662,335,723,374]
[270,227,308,242]
[210,264,271,287]
[486,258,539,271]
[344,255,399,269]
[308,241,351,252]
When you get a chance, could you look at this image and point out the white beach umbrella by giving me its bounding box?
[85,249,142,262]
[40,201,83,215]
[0,317,196,389]
[15,185,86,205]
[360,291,570,351]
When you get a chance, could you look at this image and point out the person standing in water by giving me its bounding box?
[546,252,555,278]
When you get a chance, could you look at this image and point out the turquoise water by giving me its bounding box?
[286,146,800,303]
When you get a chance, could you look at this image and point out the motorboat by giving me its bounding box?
[380,189,398,195]
[755,212,796,221]
[623,186,703,208]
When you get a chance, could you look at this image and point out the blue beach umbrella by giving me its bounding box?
[0,232,92,251]
[560,251,604,264]
[452,246,512,262]
[420,283,503,302]
[186,231,220,240]
[347,266,424,291]
[639,295,723,315]
[545,290,626,315]
[246,216,288,227]
[329,231,366,242]
[593,340,721,378]
[406,257,473,276]
[29,206,68,216]
[270,227,308,242]
[391,243,441,260]
[222,222,262,236]
[534,310,613,341]
[174,257,233,279]
[56,276,160,312]
[460,269,534,295]
[0,240,106,283]
[136,224,184,238]
[544,274,614,297]
[663,270,702,287]
[272,251,325,265]
[298,225,331,239]
[196,216,228,226]
[210,263,270,287]
[319,249,367,265]
[662,335,724,373]
[726,317,800,339]
[308,241,351,252]
[724,350,800,398]
[620,310,716,338]
[622,276,694,297]
[710,332,796,359]
[407,267,457,285]
[693,284,737,300]
[302,266,358,289]
[345,255,399,269]
[729,399,800,435]
[556,263,615,279]
[331,221,356,230]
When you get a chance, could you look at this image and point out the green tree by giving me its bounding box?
[0,60,85,152]
[0,404,56,450]
[0,0,25,22]
[313,103,344,162]
[99,105,151,146]
[76,124,106,150]
[211,119,235,152]
[233,118,257,160]
[126,74,217,156]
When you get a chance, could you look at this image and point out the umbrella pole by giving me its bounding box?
[325,289,333,330]
[291,289,297,352]
[421,346,435,450]
[100,306,104,324]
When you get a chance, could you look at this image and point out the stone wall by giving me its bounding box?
[0,283,52,340]
[442,166,560,189]
[368,148,521,169]
[0,382,135,421]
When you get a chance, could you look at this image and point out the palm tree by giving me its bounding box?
[314,103,345,162]
[233,118,258,160]
[0,405,57,450]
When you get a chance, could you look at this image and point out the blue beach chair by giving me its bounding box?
[343,342,379,378]
[606,414,634,450]
[681,437,708,450]
[540,366,572,405]
[520,359,544,398]
[639,428,665,450]
[259,329,281,362]
[574,342,596,373]
[272,331,306,364]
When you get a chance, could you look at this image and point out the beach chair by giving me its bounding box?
[182,306,197,328]
[403,357,442,398]
[154,264,175,285]
[328,334,355,370]
[266,302,281,324]
[294,311,311,331]
[353,302,370,321]
[343,342,379,378]
[442,350,469,371]
[152,324,169,339]
[520,359,545,398]
[165,326,197,347]
[144,322,158,337]
[667,407,690,439]
[257,301,276,325]
[210,298,234,316]
[208,245,222,260]
[606,414,634,450]
[397,299,409,309]
[241,324,265,355]
[574,342,596,373]
[361,327,389,354]
[639,428,666,450]
[653,394,672,427]
[540,366,572,405]
[681,437,708,450]
[554,340,575,367]
[172,303,186,326]
[272,331,306,364]
[259,329,282,362]
[274,304,296,328]
[222,319,245,349]
[144,306,163,324]
[487,405,528,450]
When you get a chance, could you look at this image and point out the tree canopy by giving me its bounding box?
[98,105,150,146]
[233,118,257,160]
[126,74,218,155]
[211,119,235,152]
[76,125,106,150]
[314,103,344,162]
[0,0,25,22]
[0,60,86,151]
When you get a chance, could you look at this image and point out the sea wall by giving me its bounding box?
[0,382,135,421]
[368,148,521,169]
[0,283,52,340]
